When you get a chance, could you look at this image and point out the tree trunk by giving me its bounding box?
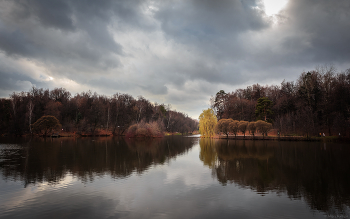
[327,118,332,136]
[107,107,109,131]
[28,100,34,134]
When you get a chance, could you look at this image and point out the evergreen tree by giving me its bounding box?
[255,97,273,121]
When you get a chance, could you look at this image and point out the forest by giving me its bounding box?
[0,88,198,136]
[211,66,350,137]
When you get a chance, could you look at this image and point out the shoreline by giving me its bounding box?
[0,131,198,138]
[1,132,348,142]
[209,135,349,142]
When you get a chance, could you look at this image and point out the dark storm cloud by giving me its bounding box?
[0,0,149,71]
[10,0,75,31]
[0,0,349,118]
[2,0,149,31]
[152,0,350,86]
[155,0,267,39]
[282,0,350,62]
[153,0,269,67]
[230,0,350,85]
[0,25,34,57]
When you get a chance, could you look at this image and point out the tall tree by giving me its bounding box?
[199,108,217,137]
[211,90,227,120]
[255,97,273,121]
[27,99,34,134]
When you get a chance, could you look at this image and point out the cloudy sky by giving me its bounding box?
[0,0,349,118]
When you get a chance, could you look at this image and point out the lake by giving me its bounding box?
[0,136,349,219]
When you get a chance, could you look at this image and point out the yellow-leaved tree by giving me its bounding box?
[199,108,217,137]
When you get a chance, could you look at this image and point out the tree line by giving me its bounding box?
[216,119,272,138]
[211,66,350,137]
[0,87,198,136]
[199,108,272,138]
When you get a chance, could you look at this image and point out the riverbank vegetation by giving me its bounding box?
[215,119,272,139]
[0,88,198,136]
[211,66,350,137]
[31,115,62,137]
[125,121,163,138]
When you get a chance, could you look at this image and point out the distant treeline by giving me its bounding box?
[211,66,350,136]
[0,88,198,136]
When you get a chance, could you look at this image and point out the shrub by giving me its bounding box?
[125,121,164,138]
[31,115,62,136]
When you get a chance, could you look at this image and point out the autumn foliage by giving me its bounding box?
[216,119,272,138]
[199,108,217,137]
[255,120,273,138]
[238,121,249,138]
[211,66,350,137]
[247,121,257,136]
[125,121,164,138]
[1,87,198,136]
[31,115,62,136]
[216,118,233,138]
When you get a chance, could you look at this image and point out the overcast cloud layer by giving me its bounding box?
[0,0,349,118]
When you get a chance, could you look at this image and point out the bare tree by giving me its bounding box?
[28,99,34,134]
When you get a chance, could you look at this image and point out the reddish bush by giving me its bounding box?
[125,121,164,138]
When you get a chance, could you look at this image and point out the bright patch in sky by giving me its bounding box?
[263,0,288,16]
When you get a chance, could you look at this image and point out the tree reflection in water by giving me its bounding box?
[0,136,196,187]
[199,138,350,217]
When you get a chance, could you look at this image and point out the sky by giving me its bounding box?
[0,0,349,119]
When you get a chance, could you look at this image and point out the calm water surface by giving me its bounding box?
[0,136,349,219]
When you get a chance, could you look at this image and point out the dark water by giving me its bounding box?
[0,137,349,219]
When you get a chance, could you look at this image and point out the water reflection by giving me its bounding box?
[199,139,350,217]
[1,137,350,218]
[0,136,196,187]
